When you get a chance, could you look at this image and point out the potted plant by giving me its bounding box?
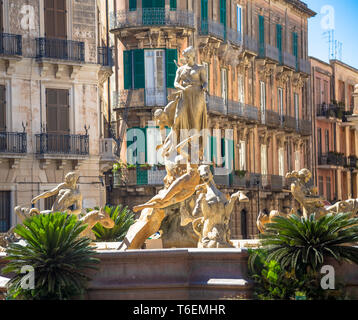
[235,169,247,178]
[139,163,152,170]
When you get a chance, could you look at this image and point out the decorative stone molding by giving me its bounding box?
[257,60,276,81]
[276,66,291,87]
[70,65,82,80]
[292,72,305,90]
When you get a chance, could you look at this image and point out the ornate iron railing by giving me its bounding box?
[283,52,297,69]
[0,33,22,56]
[265,110,281,127]
[281,115,297,130]
[0,132,27,153]
[98,46,113,67]
[35,133,89,155]
[207,95,226,114]
[111,8,195,30]
[243,35,258,54]
[299,58,311,74]
[227,28,242,47]
[262,43,279,62]
[199,19,225,40]
[36,38,85,62]
[298,119,312,135]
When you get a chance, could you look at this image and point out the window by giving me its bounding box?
[261,144,268,185]
[279,147,284,176]
[0,0,3,32]
[129,0,137,11]
[0,85,5,132]
[316,78,321,106]
[258,15,265,56]
[221,68,228,105]
[46,88,70,153]
[44,0,67,39]
[238,74,244,103]
[326,176,331,202]
[201,0,208,32]
[0,191,10,232]
[239,140,246,170]
[145,50,166,106]
[44,194,57,211]
[292,32,298,60]
[278,88,283,121]
[260,81,266,124]
[323,80,329,104]
[276,24,282,63]
[318,176,324,196]
[325,129,329,153]
[220,0,226,29]
[295,150,300,171]
[203,62,209,91]
[317,128,322,156]
[294,93,299,128]
[237,5,242,35]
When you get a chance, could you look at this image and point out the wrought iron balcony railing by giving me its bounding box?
[36,38,85,62]
[281,115,297,131]
[282,52,297,70]
[0,33,22,56]
[227,28,242,47]
[259,43,279,62]
[243,35,258,54]
[199,19,225,40]
[111,8,195,30]
[207,95,226,114]
[316,103,352,122]
[145,88,167,107]
[318,152,346,167]
[35,133,89,155]
[299,58,311,74]
[0,132,27,154]
[348,155,358,169]
[265,110,281,127]
[100,138,120,159]
[298,119,312,135]
[98,46,113,67]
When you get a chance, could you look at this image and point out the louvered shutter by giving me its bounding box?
[44,0,67,39]
[133,49,145,89]
[0,86,5,132]
[166,49,177,89]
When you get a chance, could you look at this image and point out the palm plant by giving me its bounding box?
[92,205,134,242]
[2,212,99,300]
[260,212,358,276]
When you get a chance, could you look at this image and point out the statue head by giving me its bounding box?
[198,165,213,183]
[298,168,312,183]
[182,46,195,64]
[65,172,78,186]
[154,108,169,127]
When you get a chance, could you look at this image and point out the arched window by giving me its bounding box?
[241,209,247,239]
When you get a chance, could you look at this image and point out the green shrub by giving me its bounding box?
[92,205,134,242]
[2,212,99,300]
[248,212,358,300]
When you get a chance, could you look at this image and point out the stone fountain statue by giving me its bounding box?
[257,168,358,233]
[118,46,248,250]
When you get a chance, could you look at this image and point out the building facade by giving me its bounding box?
[0,0,115,232]
[109,0,315,239]
[311,57,358,203]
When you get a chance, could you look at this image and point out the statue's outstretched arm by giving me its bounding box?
[31,184,62,204]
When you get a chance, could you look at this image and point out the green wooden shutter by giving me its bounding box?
[133,49,145,89]
[293,32,298,69]
[129,0,136,11]
[211,135,217,165]
[123,50,132,90]
[276,24,282,63]
[220,0,226,39]
[259,15,265,56]
[170,0,176,10]
[166,49,178,89]
[201,0,208,34]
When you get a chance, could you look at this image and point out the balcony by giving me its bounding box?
[316,103,352,122]
[298,119,312,136]
[231,172,249,188]
[0,132,27,155]
[35,133,89,157]
[0,33,22,56]
[281,115,297,131]
[318,152,346,167]
[226,100,259,122]
[114,167,167,187]
[227,28,242,47]
[282,52,297,70]
[298,58,311,74]
[348,155,358,169]
[36,38,85,62]
[259,43,279,62]
[243,35,258,54]
[265,110,281,127]
[199,19,225,40]
[98,47,113,67]
[207,95,226,114]
[145,88,167,107]
[111,8,195,31]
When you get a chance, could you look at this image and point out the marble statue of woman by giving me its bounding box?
[172,46,208,145]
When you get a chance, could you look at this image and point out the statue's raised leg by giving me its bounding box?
[118,208,165,250]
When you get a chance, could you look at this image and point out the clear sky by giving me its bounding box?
[304,0,358,69]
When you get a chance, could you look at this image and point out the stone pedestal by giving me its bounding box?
[84,248,253,300]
